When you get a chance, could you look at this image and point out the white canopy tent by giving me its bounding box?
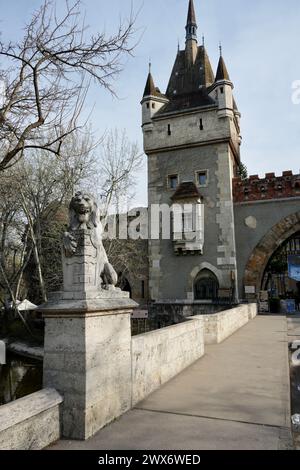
[2,299,37,311]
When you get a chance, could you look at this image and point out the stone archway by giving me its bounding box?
[188,262,223,292]
[244,211,300,294]
[194,269,219,300]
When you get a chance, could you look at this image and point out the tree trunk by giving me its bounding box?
[20,191,48,303]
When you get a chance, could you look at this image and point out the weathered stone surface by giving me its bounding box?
[201,304,257,344]
[43,310,134,440]
[0,388,62,450]
[62,191,118,293]
[132,316,204,406]
[245,216,257,229]
[39,294,136,315]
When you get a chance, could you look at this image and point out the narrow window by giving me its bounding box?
[184,210,194,232]
[168,175,178,190]
[146,103,149,109]
[141,280,145,299]
[200,118,204,131]
[168,124,171,136]
[152,103,155,109]
[220,87,224,94]
[197,171,207,187]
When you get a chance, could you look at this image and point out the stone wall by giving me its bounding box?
[201,304,257,345]
[149,301,234,327]
[131,316,204,405]
[233,171,300,203]
[43,311,133,440]
[0,388,62,450]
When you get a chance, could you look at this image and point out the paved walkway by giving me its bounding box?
[51,315,292,450]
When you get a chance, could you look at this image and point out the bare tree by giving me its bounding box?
[0,0,137,172]
[0,128,98,307]
[99,129,144,218]
[0,127,145,327]
[98,129,146,296]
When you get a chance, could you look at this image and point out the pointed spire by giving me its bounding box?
[186,0,197,42]
[187,0,197,25]
[142,67,164,99]
[143,71,156,97]
[215,55,230,82]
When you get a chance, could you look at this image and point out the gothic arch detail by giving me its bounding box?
[194,269,219,300]
[188,262,222,293]
[243,211,300,293]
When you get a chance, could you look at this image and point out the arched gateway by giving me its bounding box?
[243,211,300,296]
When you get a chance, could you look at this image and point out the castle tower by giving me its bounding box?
[142,1,242,308]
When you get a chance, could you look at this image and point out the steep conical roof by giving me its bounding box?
[215,55,230,82]
[142,72,165,98]
[143,72,156,97]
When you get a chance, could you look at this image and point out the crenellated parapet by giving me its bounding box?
[233,171,300,203]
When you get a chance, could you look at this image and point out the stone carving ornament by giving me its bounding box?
[63,191,118,290]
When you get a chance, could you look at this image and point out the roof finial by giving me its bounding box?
[202,35,205,47]
[219,42,222,57]
[177,39,180,53]
[149,59,151,74]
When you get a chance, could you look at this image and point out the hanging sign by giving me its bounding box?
[288,255,300,282]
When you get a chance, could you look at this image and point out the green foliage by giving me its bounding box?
[237,162,248,180]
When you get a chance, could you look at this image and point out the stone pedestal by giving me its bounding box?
[62,229,101,297]
[41,294,137,440]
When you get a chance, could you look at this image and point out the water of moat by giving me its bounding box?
[0,352,42,405]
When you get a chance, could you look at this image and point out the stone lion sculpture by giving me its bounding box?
[63,191,118,289]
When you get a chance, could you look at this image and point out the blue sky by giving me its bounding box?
[1,0,300,206]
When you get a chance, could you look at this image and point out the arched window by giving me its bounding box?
[194,269,219,300]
